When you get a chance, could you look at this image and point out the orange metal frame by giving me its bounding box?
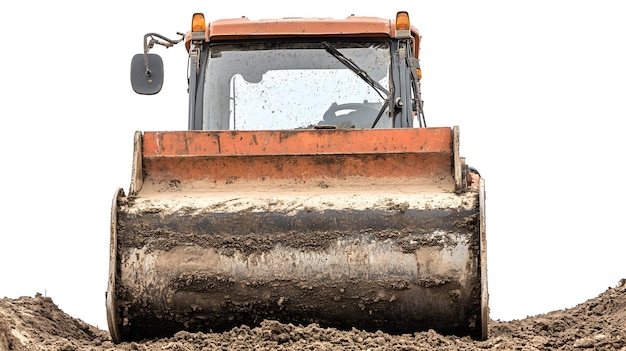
[140,128,453,183]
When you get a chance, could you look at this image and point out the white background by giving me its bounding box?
[1,1,624,331]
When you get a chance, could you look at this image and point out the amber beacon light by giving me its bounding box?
[191,13,206,40]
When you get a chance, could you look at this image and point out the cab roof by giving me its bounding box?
[184,14,420,58]
[205,15,410,40]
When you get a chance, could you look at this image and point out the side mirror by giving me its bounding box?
[130,53,164,95]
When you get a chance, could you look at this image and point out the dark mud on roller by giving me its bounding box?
[107,175,487,342]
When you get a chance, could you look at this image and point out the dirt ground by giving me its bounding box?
[1,279,624,351]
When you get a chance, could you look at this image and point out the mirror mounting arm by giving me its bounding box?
[142,32,185,75]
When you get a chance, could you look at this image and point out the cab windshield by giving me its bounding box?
[201,41,391,130]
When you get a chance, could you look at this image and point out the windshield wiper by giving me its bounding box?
[323,42,389,99]
[323,42,391,128]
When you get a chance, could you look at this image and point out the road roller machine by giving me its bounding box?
[107,11,488,342]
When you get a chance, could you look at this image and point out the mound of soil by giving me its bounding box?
[1,280,625,351]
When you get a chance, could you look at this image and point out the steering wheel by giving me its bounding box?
[322,102,383,128]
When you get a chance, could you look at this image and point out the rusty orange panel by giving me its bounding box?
[141,128,454,183]
[143,153,452,183]
[142,128,453,157]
